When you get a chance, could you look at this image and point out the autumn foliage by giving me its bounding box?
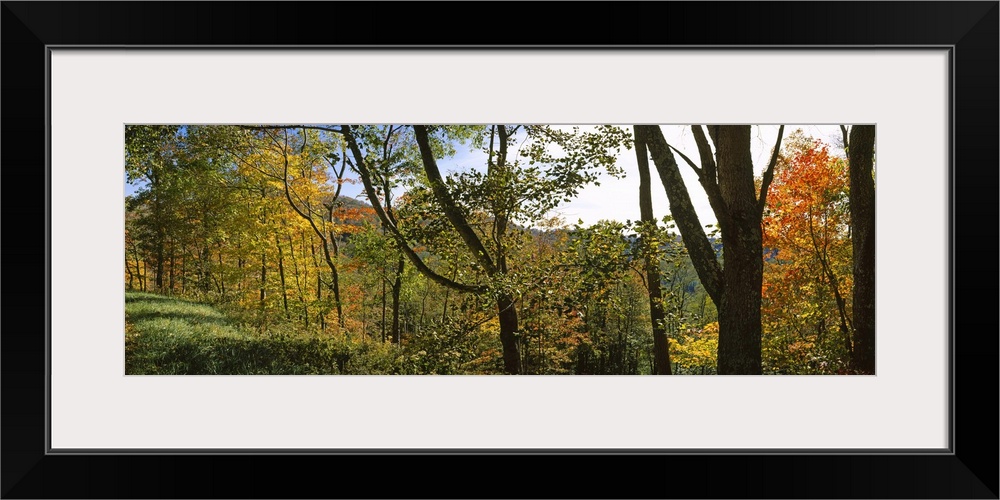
[761,132,854,373]
[124,125,869,375]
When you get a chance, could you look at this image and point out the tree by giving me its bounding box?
[562,219,671,375]
[635,125,784,374]
[222,127,355,330]
[125,125,182,291]
[343,125,630,374]
[634,129,672,374]
[846,125,876,374]
[761,132,853,373]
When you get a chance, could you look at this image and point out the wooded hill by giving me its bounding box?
[125,124,875,375]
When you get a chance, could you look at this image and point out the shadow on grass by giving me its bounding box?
[126,294,230,327]
[126,309,231,327]
[125,293,197,305]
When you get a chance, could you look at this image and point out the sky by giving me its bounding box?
[126,124,846,229]
[550,124,845,228]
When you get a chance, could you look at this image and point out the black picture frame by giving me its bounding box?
[3,2,996,498]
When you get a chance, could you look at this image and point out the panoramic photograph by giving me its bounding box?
[124,124,875,375]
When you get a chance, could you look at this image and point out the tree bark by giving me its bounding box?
[639,125,766,375]
[714,126,763,375]
[497,294,521,375]
[413,126,521,374]
[848,125,876,374]
[345,125,520,372]
[636,126,722,305]
[633,130,671,375]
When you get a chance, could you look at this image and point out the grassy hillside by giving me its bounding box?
[125,292,397,374]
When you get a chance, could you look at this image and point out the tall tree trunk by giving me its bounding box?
[154,196,165,291]
[638,125,771,375]
[217,243,225,296]
[311,239,325,331]
[848,125,876,374]
[381,260,388,343]
[276,235,289,320]
[807,215,854,359]
[344,124,517,372]
[633,130,671,375]
[259,250,267,305]
[328,236,344,329]
[168,239,175,292]
[199,244,210,293]
[715,126,763,375]
[125,258,135,290]
[277,137,344,329]
[288,234,309,328]
[497,294,521,375]
[391,254,404,344]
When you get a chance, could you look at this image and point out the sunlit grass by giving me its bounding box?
[125,292,387,375]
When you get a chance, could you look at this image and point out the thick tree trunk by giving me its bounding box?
[715,126,763,375]
[639,125,765,374]
[497,294,522,375]
[633,130,672,375]
[848,125,876,374]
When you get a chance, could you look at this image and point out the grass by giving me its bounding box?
[125,292,397,375]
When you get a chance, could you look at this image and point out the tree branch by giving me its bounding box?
[757,124,785,215]
[691,125,729,227]
[636,125,723,305]
[413,125,498,276]
[241,125,343,135]
[341,125,485,294]
[667,143,702,178]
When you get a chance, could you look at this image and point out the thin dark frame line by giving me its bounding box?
[45,45,54,456]
[45,44,953,50]
[46,46,956,456]
[50,447,951,456]
[946,45,956,456]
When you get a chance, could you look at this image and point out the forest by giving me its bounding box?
[124,124,876,375]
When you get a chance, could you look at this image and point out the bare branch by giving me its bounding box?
[691,125,729,224]
[666,143,702,178]
[757,124,785,215]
